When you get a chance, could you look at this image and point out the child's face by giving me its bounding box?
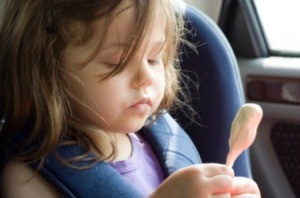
[63,1,166,134]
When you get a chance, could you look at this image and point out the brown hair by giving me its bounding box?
[0,0,189,167]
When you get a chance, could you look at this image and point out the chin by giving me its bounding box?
[124,125,145,133]
[115,120,147,133]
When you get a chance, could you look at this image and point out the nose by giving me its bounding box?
[131,59,154,89]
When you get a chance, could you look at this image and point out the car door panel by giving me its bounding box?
[239,57,300,198]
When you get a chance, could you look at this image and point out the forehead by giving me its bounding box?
[63,0,168,67]
[100,0,167,49]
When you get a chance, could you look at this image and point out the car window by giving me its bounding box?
[253,0,300,56]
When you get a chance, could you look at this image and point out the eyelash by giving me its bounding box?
[101,54,162,68]
[104,62,118,67]
[148,58,161,65]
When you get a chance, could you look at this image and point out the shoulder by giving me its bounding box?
[1,159,61,198]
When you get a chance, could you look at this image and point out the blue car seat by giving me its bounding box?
[175,4,250,177]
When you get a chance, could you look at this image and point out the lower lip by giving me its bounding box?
[130,103,151,114]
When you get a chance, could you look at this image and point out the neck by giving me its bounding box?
[95,132,133,162]
[112,132,133,162]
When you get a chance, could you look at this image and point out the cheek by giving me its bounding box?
[156,67,176,109]
[158,76,166,98]
[66,78,112,125]
[83,83,119,116]
[154,70,166,107]
[73,89,118,130]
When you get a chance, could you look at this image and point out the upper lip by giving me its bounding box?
[132,97,153,107]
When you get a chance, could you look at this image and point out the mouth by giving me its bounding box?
[130,97,153,114]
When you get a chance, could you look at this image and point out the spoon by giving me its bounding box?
[226,103,263,168]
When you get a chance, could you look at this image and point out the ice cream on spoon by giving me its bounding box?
[226,103,263,168]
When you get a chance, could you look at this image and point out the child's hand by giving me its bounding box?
[150,163,261,198]
[150,163,235,198]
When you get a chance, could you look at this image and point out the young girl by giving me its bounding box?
[0,0,260,197]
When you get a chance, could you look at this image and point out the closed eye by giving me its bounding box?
[103,62,119,67]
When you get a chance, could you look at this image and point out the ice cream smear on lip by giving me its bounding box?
[226,103,263,168]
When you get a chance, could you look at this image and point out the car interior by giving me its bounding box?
[218,0,300,197]
[1,0,300,197]
[174,2,251,177]
[176,0,300,197]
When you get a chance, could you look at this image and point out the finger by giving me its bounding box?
[231,177,260,196]
[211,193,231,198]
[231,194,259,198]
[200,163,234,178]
[208,174,234,194]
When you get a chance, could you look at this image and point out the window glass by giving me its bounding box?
[253,0,300,55]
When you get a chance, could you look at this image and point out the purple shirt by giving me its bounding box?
[110,133,165,197]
